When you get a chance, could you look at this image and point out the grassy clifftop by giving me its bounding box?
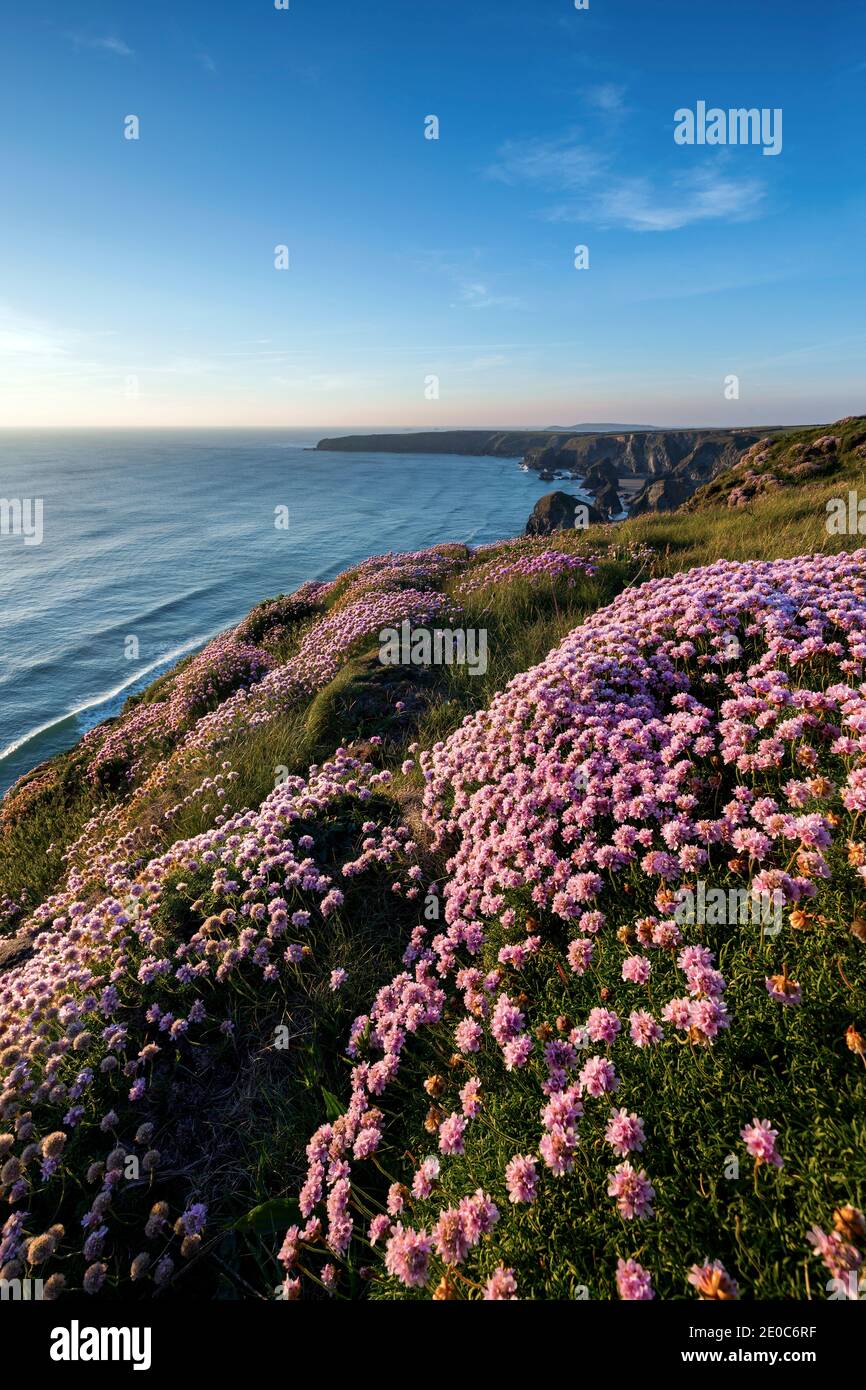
[1,443,865,1301]
[684,415,866,515]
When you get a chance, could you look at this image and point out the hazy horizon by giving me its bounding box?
[0,414,846,434]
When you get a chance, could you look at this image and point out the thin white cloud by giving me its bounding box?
[490,130,767,233]
[488,131,606,191]
[197,51,218,75]
[588,169,766,232]
[454,282,522,311]
[409,251,523,311]
[71,35,134,57]
[585,83,628,114]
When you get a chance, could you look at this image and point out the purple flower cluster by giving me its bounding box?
[183,586,458,752]
[0,747,422,1290]
[84,546,464,778]
[457,548,597,595]
[85,636,273,786]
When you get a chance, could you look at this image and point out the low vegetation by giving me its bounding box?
[1,419,864,1301]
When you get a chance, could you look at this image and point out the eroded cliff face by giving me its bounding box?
[315,427,768,472]
[522,429,766,480]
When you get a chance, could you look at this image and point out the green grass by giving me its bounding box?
[0,749,102,915]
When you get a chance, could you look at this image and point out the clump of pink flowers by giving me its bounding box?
[608,1162,656,1220]
[616,1257,654,1300]
[741,1118,783,1170]
[505,1154,539,1204]
[605,1108,646,1158]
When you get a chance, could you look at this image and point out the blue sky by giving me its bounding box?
[0,0,863,428]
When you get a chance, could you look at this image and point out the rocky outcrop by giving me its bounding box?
[525,491,605,535]
[583,458,620,490]
[528,444,571,476]
[726,472,783,508]
[629,475,694,516]
[592,480,622,517]
[0,924,40,975]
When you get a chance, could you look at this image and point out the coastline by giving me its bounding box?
[0,439,590,799]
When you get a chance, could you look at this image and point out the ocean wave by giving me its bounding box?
[0,635,210,765]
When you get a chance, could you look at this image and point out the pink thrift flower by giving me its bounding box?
[483,1266,518,1300]
[616,1257,655,1300]
[539,1128,577,1177]
[460,1076,481,1118]
[567,938,595,975]
[577,910,606,935]
[386,1182,406,1216]
[621,955,651,985]
[411,1156,440,1200]
[353,1125,381,1159]
[688,997,730,1042]
[505,1154,539,1204]
[439,1112,467,1156]
[433,1207,472,1266]
[455,1017,483,1054]
[490,993,525,1045]
[605,1108,647,1157]
[653,920,682,949]
[629,1009,663,1047]
[587,1007,621,1044]
[459,1189,499,1241]
[384,1223,432,1287]
[278,1225,300,1269]
[608,1161,655,1220]
[579,1055,619,1098]
[502,1033,533,1070]
[662,997,693,1030]
[740,1117,783,1169]
[368,1214,391,1246]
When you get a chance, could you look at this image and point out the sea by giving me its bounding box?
[0,427,592,797]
